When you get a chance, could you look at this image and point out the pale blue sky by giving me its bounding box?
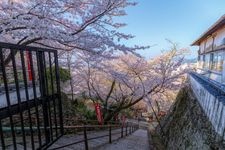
[117,0,225,59]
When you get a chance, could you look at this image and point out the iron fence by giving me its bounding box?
[49,122,139,150]
[0,42,63,150]
[0,42,140,150]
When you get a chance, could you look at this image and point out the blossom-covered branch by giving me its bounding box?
[0,0,149,64]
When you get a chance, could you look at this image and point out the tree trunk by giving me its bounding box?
[103,113,114,123]
[67,52,76,104]
[103,108,122,123]
[148,100,165,137]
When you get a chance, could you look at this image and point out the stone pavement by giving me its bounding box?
[4,126,139,150]
[98,129,149,150]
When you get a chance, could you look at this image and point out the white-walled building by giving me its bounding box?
[192,15,225,83]
[190,14,225,140]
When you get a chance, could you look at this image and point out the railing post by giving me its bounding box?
[129,123,131,134]
[121,124,123,138]
[109,125,112,143]
[83,125,89,150]
[126,123,128,136]
[131,124,132,133]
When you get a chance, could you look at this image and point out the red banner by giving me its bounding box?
[26,51,32,81]
[94,103,103,125]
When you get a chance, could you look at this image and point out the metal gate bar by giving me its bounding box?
[20,50,35,149]
[0,42,63,150]
[0,48,17,150]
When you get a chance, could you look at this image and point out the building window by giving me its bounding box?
[222,38,225,45]
[203,54,210,69]
[217,53,223,71]
[203,55,205,68]
[208,52,223,72]
[210,53,217,70]
[198,55,203,68]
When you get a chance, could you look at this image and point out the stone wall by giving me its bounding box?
[157,87,225,150]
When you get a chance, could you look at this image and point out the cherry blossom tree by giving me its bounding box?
[0,0,148,65]
[68,43,189,122]
[130,101,148,118]
[0,0,189,123]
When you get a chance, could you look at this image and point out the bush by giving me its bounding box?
[61,93,96,124]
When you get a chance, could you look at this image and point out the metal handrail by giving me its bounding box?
[48,122,139,150]
[190,72,225,96]
[63,124,121,128]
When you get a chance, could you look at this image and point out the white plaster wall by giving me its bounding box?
[198,26,225,52]
[222,58,225,83]
[218,105,225,137]
[189,75,225,140]
[206,36,213,51]
[211,99,219,127]
[215,101,223,132]
[214,27,225,47]
[200,42,205,53]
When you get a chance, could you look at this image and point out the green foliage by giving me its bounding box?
[58,67,71,82]
[74,101,96,120]
[45,67,70,93]
[61,92,96,121]
[120,108,133,118]
[46,67,70,83]
[84,109,96,120]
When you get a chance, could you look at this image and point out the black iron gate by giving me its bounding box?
[0,42,63,150]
